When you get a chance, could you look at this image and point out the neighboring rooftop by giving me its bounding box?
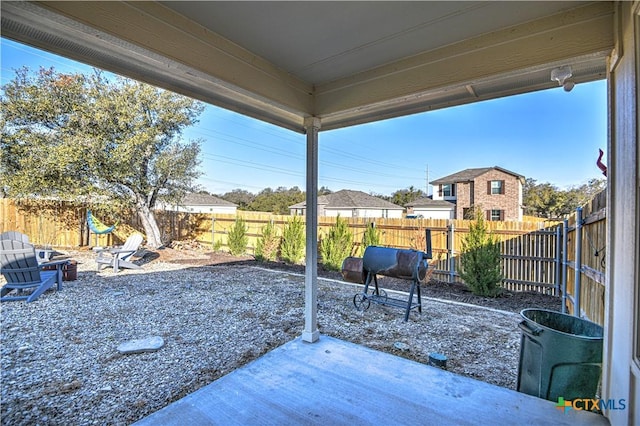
[405,198,456,208]
[180,193,237,207]
[289,190,403,210]
[430,167,525,185]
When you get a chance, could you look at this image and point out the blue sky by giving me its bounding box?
[2,38,607,196]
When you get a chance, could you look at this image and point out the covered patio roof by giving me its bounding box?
[1,1,613,132]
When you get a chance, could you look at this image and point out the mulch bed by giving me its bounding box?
[157,248,563,314]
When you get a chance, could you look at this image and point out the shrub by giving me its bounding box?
[255,220,280,262]
[320,215,354,271]
[212,238,223,252]
[227,217,248,256]
[459,211,503,296]
[359,222,381,256]
[281,216,305,264]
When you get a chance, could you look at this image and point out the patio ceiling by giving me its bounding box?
[1,1,614,133]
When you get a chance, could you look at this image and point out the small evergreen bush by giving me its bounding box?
[255,220,280,262]
[459,211,503,296]
[227,217,248,256]
[320,215,354,271]
[280,216,305,264]
[359,222,381,256]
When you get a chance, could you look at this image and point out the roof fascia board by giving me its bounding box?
[315,2,614,117]
[317,52,607,131]
[1,1,311,132]
[37,1,314,113]
[2,1,613,133]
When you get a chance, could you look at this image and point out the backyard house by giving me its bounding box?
[405,198,455,220]
[289,189,404,218]
[3,2,637,424]
[159,193,237,214]
[431,167,525,221]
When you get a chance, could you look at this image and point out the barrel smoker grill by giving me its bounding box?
[348,245,432,322]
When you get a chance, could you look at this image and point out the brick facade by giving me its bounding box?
[432,167,523,221]
[461,169,522,221]
[455,182,472,219]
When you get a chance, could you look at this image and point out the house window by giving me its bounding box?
[489,209,503,221]
[441,184,455,197]
[489,180,504,195]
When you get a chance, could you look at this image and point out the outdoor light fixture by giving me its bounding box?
[551,65,575,92]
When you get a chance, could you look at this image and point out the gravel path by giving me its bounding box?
[1,251,522,425]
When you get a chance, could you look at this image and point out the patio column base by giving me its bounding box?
[301,330,320,343]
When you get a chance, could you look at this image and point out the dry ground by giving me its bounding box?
[0,246,563,425]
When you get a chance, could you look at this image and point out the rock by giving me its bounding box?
[394,342,409,351]
[117,336,165,354]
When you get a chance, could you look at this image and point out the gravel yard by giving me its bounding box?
[1,249,561,425]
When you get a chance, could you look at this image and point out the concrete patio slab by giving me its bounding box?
[134,335,608,425]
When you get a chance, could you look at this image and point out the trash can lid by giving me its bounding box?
[520,308,603,339]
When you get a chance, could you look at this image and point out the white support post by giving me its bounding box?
[302,116,320,343]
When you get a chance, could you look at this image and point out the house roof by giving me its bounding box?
[405,198,456,209]
[430,166,525,185]
[289,190,403,210]
[180,193,237,207]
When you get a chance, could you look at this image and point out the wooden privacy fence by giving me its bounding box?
[0,199,142,248]
[1,193,607,323]
[562,190,607,325]
[1,198,556,287]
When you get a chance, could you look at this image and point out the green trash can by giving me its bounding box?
[517,308,603,401]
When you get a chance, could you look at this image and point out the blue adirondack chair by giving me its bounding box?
[0,231,56,263]
[0,239,66,303]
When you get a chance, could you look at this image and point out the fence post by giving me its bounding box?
[554,224,561,297]
[448,222,455,283]
[424,228,432,259]
[211,215,216,250]
[562,219,569,313]
[574,207,583,317]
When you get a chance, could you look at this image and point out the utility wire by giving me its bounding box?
[5,40,430,192]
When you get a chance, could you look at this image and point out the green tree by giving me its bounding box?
[320,215,354,271]
[227,217,248,256]
[360,222,381,256]
[459,211,503,296]
[560,179,607,215]
[522,179,563,218]
[1,67,204,248]
[255,220,279,262]
[249,186,306,214]
[221,189,255,210]
[523,178,606,218]
[280,215,305,264]
[390,185,425,206]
